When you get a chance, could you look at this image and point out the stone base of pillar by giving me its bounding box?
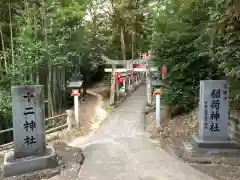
[181,135,240,164]
[2,146,58,178]
[187,134,239,149]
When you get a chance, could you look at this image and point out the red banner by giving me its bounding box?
[162,65,167,80]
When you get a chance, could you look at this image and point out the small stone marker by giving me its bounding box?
[183,80,240,163]
[2,85,57,178]
[12,85,46,158]
[199,80,229,141]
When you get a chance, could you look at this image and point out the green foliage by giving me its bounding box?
[207,0,240,107]
[0,0,154,122]
[0,0,106,123]
[0,90,12,119]
[151,0,221,112]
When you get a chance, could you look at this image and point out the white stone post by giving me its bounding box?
[123,79,126,92]
[137,73,140,85]
[66,109,74,131]
[146,60,152,106]
[128,75,131,92]
[74,96,79,127]
[139,73,142,84]
[109,65,116,106]
[156,94,161,128]
[116,73,120,101]
[135,73,138,87]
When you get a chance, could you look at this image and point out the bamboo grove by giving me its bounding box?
[1,0,240,142]
[0,0,152,143]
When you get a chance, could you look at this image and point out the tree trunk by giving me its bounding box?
[33,3,40,84]
[120,26,127,68]
[109,64,116,106]
[24,0,33,83]
[52,67,57,114]
[132,32,135,60]
[63,68,67,108]
[0,24,7,71]
[146,60,152,106]
[48,68,54,117]
[59,68,64,112]
[116,72,119,101]
[41,0,54,117]
[233,0,240,17]
[8,2,14,68]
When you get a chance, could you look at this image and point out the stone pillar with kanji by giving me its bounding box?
[2,85,57,178]
[185,80,240,150]
[12,86,46,158]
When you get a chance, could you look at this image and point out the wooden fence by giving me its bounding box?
[0,113,68,151]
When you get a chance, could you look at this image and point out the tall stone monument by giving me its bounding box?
[2,85,58,177]
[190,80,238,149]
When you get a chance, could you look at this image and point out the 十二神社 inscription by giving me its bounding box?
[12,85,46,158]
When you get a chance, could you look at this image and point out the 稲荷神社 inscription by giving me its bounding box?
[183,80,239,155]
[12,85,46,158]
[199,80,228,141]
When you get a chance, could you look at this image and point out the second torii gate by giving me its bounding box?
[102,55,134,106]
[102,54,158,106]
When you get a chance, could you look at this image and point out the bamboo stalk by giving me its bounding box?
[8,1,14,68]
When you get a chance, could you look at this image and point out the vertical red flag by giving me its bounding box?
[161,65,167,80]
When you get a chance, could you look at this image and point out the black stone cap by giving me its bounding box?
[71,73,84,81]
[151,80,166,88]
[67,81,83,88]
[151,72,160,79]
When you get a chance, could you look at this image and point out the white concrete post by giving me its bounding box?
[135,73,138,86]
[74,96,79,127]
[123,79,126,92]
[146,60,152,106]
[116,73,120,101]
[66,109,74,131]
[156,94,161,128]
[128,76,132,92]
[139,72,142,82]
[133,74,135,88]
[136,73,139,87]
[139,73,142,84]
[109,65,116,106]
